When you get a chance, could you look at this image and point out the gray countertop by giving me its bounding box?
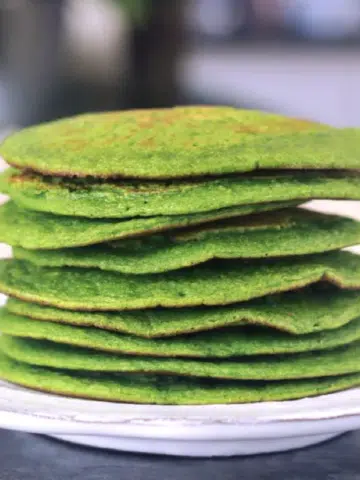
[0,428,359,479]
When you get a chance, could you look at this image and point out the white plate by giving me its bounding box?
[0,380,359,456]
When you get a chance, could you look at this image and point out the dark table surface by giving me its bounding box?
[0,428,359,480]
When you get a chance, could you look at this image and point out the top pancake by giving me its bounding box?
[1,107,360,179]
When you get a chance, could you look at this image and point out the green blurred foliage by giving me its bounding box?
[114,0,149,25]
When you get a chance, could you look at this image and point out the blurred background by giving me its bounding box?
[1,0,360,140]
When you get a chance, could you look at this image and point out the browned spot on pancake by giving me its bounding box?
[57,125,83,135]
[125,106,220,128]
[139,138,156,148]
[93,111,131,123]
[232,118,319,136]
[65,139,88,150]
[162,117,181,126]
[136,120,157,129]
[7,172,27,185]
[233,126,261,135]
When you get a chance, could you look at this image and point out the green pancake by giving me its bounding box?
[6,288,360,337]
[1,107,360,179]
[0,352,358,404]
[13,209,360,274]
[0,200,295,250]
[1,252,360,310]
[1,336,360,380]
[2,168,360,218]
[2,308,360,358]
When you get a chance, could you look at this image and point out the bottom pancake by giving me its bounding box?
[0,351,358,405]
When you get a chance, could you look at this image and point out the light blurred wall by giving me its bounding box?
[180,47,360,127]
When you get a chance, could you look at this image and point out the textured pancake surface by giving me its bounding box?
[1,252,360,310]
[0,201,295,250]
[2,309,360,357]
[6,288,360,337]
[13,209,360,274]
[0,351,359,404]
[1,107,360,178]
[2,168,360,217]
[2,335,360,380]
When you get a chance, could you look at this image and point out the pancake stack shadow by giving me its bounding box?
[0,106,360,404]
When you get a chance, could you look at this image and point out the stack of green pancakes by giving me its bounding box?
[0,106,360,405]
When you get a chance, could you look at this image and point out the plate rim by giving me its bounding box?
[0,380,360,440]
